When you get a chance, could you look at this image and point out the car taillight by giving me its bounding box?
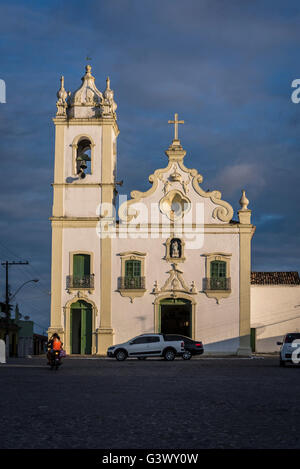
[196,342,202,347]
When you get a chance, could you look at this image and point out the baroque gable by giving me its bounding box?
[119,122,234,225]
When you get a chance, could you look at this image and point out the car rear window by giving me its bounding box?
[284,333,300,343]
[164,335,180,342]
[164,335,193,344]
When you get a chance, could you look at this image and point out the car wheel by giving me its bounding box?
[164,349,175,361]
[115,349,127,361]
[182,350,192,360]
[280,359,285,367]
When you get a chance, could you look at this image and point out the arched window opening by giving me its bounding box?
[76,138,92,178]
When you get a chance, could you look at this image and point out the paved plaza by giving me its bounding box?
[0,356,299,449]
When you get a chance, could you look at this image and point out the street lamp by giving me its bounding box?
[9,279,39,301]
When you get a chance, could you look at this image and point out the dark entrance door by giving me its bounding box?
[160,298,192,338]
[70,300,92,354]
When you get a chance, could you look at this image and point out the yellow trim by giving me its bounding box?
[52,124,65,217]
[51,218,99,228]
[52,183,108,187]
[98,123,115,353]
[50,224,63,335]
[53,117,119,136]
[238,225,253,355]
[238,209,251,225]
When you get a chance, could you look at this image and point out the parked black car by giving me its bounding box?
[164,334,204,360]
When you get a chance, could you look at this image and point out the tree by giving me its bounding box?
[0,301,12,318]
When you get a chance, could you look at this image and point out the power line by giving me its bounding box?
[0,260,29,339]
[0,240,51,297]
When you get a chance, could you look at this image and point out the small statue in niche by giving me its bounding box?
[170,239,181,258]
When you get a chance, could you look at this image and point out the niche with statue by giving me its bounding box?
[165,237,185,263]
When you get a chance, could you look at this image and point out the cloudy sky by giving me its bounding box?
[1,0,300,332]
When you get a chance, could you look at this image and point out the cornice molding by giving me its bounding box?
[52,117,119,135]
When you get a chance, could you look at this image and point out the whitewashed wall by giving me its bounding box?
[111,230,240,353]
[251,286,300,352]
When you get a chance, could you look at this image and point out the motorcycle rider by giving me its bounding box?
[47,333,63,365]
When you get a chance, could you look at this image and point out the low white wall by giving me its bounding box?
[251,285,300,352]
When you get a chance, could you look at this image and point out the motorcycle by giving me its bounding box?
[49,350,62,370]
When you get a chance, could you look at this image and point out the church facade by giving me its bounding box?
[49,65,255,356]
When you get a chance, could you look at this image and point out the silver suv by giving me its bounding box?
[107,333,185,361]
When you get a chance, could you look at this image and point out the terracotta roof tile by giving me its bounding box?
[251,272,300,285]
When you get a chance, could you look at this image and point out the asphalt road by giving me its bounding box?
[0,356,299,449]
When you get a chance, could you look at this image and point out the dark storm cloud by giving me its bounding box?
[1,0,300,329]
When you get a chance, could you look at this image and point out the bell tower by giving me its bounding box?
[49,65,119,355]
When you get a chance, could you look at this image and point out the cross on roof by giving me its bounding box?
[168,113,184,141]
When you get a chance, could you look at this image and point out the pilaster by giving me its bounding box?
[98,123,115,353]
[237,225,253,356]
[49,220,63,336]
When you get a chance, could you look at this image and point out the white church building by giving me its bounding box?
[48,65,300,356]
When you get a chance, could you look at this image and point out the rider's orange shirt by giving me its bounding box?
[53,339,62,351]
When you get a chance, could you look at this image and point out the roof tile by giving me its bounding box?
[251,272,300,285]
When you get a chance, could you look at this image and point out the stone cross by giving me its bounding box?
[168,113,184,141]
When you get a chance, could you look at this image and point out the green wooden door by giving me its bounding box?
[73,254,90,277]
[81,303,92,355]
[71,301,92,355]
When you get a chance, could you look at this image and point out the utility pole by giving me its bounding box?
[1,261,29,354]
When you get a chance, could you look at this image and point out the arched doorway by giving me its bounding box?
[70,300,92,354]
[159,298,192,338]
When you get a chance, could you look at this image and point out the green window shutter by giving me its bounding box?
[211,261,226,278]
[73,254,91,277]
[125,260,141,277]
